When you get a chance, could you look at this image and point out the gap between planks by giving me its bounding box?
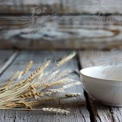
[77,53,97,122]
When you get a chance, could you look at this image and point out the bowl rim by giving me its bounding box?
[80,65,122,83]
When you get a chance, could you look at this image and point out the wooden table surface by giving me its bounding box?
[0,49,121,122]
[0,1,122,121]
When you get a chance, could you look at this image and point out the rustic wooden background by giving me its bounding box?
[0,0,122,50]
[0,1,122,121]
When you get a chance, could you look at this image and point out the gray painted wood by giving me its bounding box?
[0,51,18,76]
[0,50,17,74]
[0,15,122,50]
[79,50,122,122]
[0,0,122,14]
[0,51,90,122]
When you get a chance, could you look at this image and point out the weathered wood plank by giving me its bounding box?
[0,0,122,14]
[0,50,18,75]
[1,15,122,49]
[0,51,19,75]
[0,50,14,68]
[0,51,90,122]
[79,50,122,122]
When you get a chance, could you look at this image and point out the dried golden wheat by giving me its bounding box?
[0,52,80,114]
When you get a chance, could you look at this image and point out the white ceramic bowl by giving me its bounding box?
[80,65,122,107]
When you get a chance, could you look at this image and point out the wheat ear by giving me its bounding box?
[48,88,64,93]
[42,108,70,114]
[47,70,72,82]
[63,82,81,89]
[42,78,69,88]
[22,61,33,76]
[15,60,50,88]
[52,81,81,92]
[56,51,76,67]
[65,93,81,97]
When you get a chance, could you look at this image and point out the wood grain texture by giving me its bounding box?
[0,51,19,75]
[1,15,122,49]
[79,50,122,122]
[0,50,18,75]
[0,0,122,14]
[0,50,14,68]
[0,50,90,122]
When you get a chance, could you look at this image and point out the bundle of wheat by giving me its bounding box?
[0,52,81,114]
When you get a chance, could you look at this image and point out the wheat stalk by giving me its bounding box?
[5,97,56,108]
[0,71,20,91]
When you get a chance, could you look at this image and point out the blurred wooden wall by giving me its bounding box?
[0,0,122,50]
